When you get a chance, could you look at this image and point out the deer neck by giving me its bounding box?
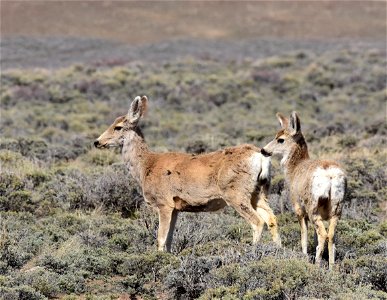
[282,135,310,180]
[122,127,150,185]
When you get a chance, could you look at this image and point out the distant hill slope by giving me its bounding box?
[1,37,385,70]
[2,1,386,43]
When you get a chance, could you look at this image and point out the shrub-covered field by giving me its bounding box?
[0,44,386,299]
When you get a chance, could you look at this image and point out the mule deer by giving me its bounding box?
[94,95,281,251]
[261,111,346,269]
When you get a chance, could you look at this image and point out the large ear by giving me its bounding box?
[128,95,148,124]
[289,111,301,135]
[276,112,289,129]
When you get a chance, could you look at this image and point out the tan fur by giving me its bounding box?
[95,96,281,251]
[262,111,346,270]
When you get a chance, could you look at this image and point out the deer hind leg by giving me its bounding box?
[251,221,265,245]
[157,206,178,252]
[255,199,281,247]
[327,215,338,270]
[250,194,265,244]
[230,200,265,245]
[297,215,308,255]
[312,214,327,266]
[250,188,281,246]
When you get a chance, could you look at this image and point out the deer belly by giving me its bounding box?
[173,197,227,212]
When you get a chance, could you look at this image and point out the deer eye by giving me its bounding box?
[114,126,123,131]
[277,138,285,144]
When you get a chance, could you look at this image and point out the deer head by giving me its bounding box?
[94,95,148,148]
[261,111,303,158]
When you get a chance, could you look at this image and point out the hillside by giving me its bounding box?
[2,2,386,43]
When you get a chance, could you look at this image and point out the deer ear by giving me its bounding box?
[128,95,148,124]
[276,113,289,129]
[289,111,301,135]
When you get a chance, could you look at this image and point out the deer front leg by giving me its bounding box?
[327,215,338,270]
[157,206,177,252]
[297,215,308,255]
[165,209,179,252]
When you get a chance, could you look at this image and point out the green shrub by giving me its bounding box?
[120,274,146,295]
[0,285,47,300]
[118,251,178,278]
[199,286,239,300]
[81,149,119,166]
[0,174,33,212]
[14,268,60,297]
[338,136,358,148]
[207,257,384,299]
[0,139,48,160]
[165,255,222,299]
[342,255,387,292]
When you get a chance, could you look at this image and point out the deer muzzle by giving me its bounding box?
[261,148,272,157]
[94,140,103,148]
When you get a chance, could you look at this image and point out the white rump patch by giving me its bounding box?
[312,167,345,201]
[328,168,346,201]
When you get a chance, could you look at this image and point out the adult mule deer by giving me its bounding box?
[261,111,346,269]
[94,95,281,251]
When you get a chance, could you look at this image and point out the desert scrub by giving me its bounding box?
[259,55,295,69]
[0,184,33,213]
[166,255,223,299]
[337,135,358,148]
[1,49,386,152]
[200,257,385,300]
[342,254,387,292]
[40,163,142,214]
[1,47,387,298]
[118,250,178,277]
[169,209,252,253]
[336,219,385,258]
[343,156,386,220]
[80,148,120,166]
[165,244,306,299]
[0,150,51,212]
[0,285,47,300]
[117,251,179,298]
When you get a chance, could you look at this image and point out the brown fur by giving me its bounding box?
[262,111,346,270]
[95,96,281,251]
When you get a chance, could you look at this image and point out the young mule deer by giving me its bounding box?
[94,95,281,251]
[261,112,346,269]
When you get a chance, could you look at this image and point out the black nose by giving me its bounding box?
[94,140,99,148]
[261,148,272,157]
